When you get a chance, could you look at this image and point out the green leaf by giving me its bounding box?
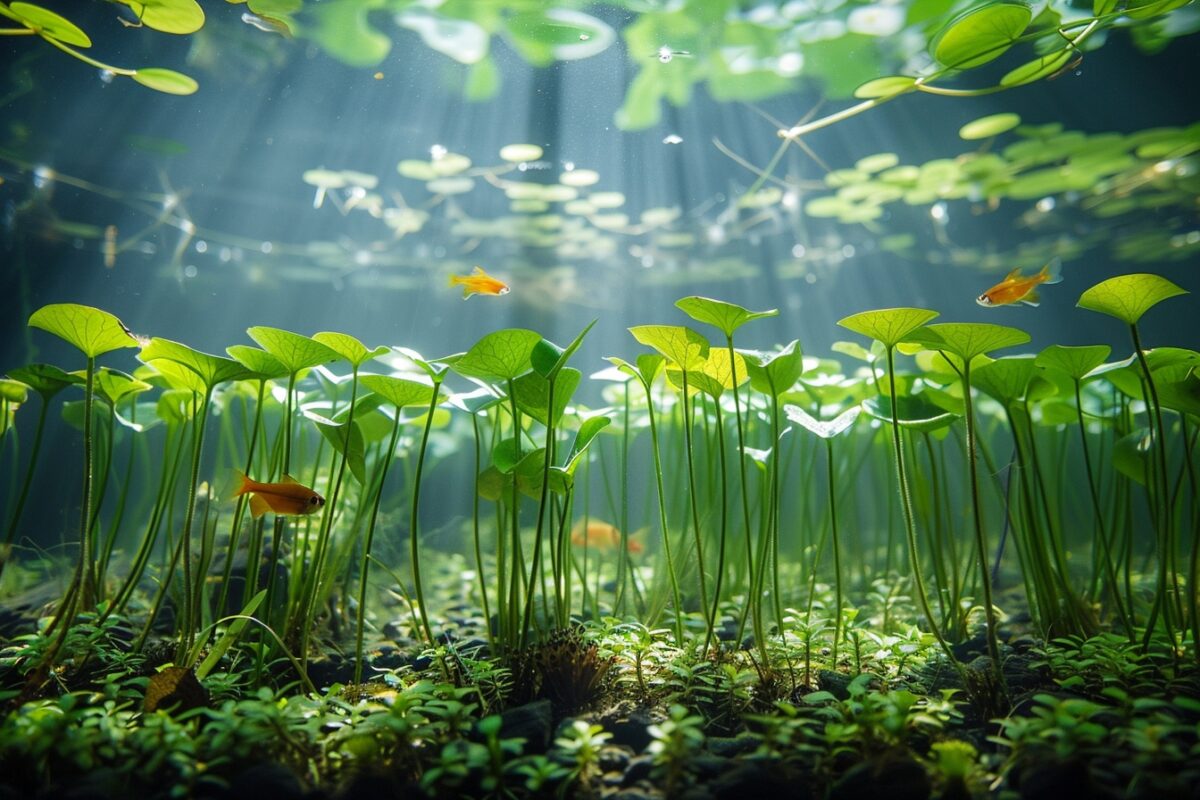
[132,68,199,96]
[93,367,152,405]
[118,0,204,34]
[1125,0,1193,19]
[492,437,529,474]
[0,378,28,404]
[1157,374,1200,418]
[629,325,709,370]
[312,332,390,367]
[359,374,439,409]
[959,112,1021,140]
[675,296,777,338]
[606,354,664,388]
[932,3,1031,70]
[698,347,748,391]
[7,363,79,400]
[904,322,1030,363]
[312,414,366,484]
[194,590,267,680]
[742,340,804,397]
[561,415,611,477]
[532,320,596,380]
[504,9,615,66]
[145,359,206,394]
[837,307,939,349]
[972,355,1037,405]
[854,76,918,99]
[28,303,139,359]
[862,394,960,432]
[784,404,861,439]
[247,326,341,374]
[452,329,542,382]
[665,367,724,398]
[1113,429,1152,485]
[226,345,289,380]
[1077,273,1188,325]
[9,2,91,46]
[477,466,509,501]
[157,388,197,424]
[1000,48,1072,88]
[140,337,251,390]
[512,367,581,426]
[305,0,391,67]
[1035,345,1111,381]
[1094,0,1118,13]
[61,399,108,432]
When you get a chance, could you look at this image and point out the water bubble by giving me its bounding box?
[563,161,576,171]
[195,240,208,254]
[662,134,683,145]
[430,144,447,160]
[260,241,273,254]
[930,202,948,222]
[841,244,856,258]
[99,70,114,85]
[183,265,198,278]
[792,243,806,258]
[1036,196,1056,213]
[805,273,817,284]
[658,47,673,63]
[579,33,589,41]
[32,165,52,189]
[219,247,233,263]
[354,250,371,266]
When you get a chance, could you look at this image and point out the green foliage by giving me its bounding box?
[904,322,1030,363]
[629,325,709,370]
[246,326,341,374]
[743,339,803,396]
[140,338,251,389]
[1035,344,1112,380]
[1077,273,1189,325]
[452,329,543,381]
[931,3,1031,69]
[675,296,777,337]
[27,304,139,359]
[838,308,939,349]
[311,332,389,367]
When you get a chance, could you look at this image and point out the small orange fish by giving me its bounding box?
[976,262,1062,308]
[449,266,510,299]
[233,472,324,518]
[570,520,644,555]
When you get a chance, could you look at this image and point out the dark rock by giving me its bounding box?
[598,744,633,773]
[306,655,353,690]
[706,734,759,758]
[692,754,730,779]
[830,755,931,800]
[221,763,305,800]
[707,761,801,799]
[680,787,714,800]
[611,790,657,800]
[490,700,553,752]
[455,637,490,658]
[817,669,853,700]
[1014,758,1114,800]
[334,770,425,800]
[606,709,656,752]
[411,654,433,671]
[951,633,989,661]
[367,645,407,671]
[622,754,655,785]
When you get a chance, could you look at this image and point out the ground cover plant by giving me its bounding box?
[1,273,1198,799]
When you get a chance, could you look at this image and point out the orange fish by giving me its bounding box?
[449,266,510,299]
[234,472,324,518]
[570,520,644,555]
[976,262,1062,308]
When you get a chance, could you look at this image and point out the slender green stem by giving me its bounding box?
[644,377,684,646]
[706,396,730,649]
[3,395,48,550]
[826,438,844,665]
[520,378,556,648]
[681,372,712,652]
[409,379,443,646]
[176,387,213,660]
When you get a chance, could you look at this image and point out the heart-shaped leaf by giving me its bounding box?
[452,329,543,382]
[862,394,960,432]
[247,326,341,374]
[1035,344,1112,381]
[93,367,152,405]
[531,320,596,380]
[972,355,1037,406]
[837,308,939,349]
[118,0,204,34]
[784,404,861,439]
[226,345,289,379]
[28,303,139,359]
[140,337,251,389]
[1113,429,1152,485]
[312,415,366,484]
[512,367,581,426]
[675,296,777,337]
[629,325,709,370]
[904,322,1030,363]
[1077,273,1188,326]
[931,2,1031,70]
[359,374,440,409]
[7,363,80,400]
[743,340,804,396]
[312,332,390,368]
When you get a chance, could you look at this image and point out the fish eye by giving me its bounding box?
[309,495,319,505]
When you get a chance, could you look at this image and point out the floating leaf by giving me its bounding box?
[1035,344,1111,380]
[959,113,1021,140]
[837,307,939,349]
[246,327,341,374]
[118,0,204,35]
[854,75,918,98]
[785,404,862,439]
[500,144,543,162]
[932,3,1031,69]
[9,2,91,46]
[1000,48,1072,88]
[453,329,543,382]
[561,169,600,187]
[629,325,709,370]
[675,296,777,337]
[132,68,199,96]
[306,0,391,67]
[855,153,900,173]
[28,303,138,359]
[398,160,438,181]
[904,322,1030,362]
[312,332,389,367]
[743,340,804,397]
[1077,273,1188,325]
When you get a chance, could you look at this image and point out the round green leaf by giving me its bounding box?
[28,303,139,359]
[932,3,1031,69]
[118,0,204,34]
[972,355,1036,405]
[904,322,1031,362]
[7,363,80,399]
[853,76,917,99]
[139,337,251,389]
[312,332,390,367]
[1000,48,1072,88]
[959,112,1021,140]
[9,2,91,46]
[500,144,544,163]
[1077,273,1188,325]
[742,340,804,397]
[1035,344,1111,380]
[675,296,777,337]
[247,326,342,374]
[837,307,939,349]
[452,329,543,381]
[132,68,199,96]
[359,374,439,409]
[629,325,710,370]
[226,345,289,379]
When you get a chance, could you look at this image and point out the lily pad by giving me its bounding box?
[1077,273,1188,325]
[118,0,204,35]
[1000,48,1073,88]
[959,113,1021,140]
[427,177,475,195]
[500,144,544,162]
[837,307,939,349]
[398,160,439,181]
[972,355,1036,405]
[28,303,139,359]
[9,2,91,46]
[561,169,600,187]
[932,2,1031,69]
[132,68,199,96]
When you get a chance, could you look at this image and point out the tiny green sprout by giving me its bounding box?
[554,719,612,786]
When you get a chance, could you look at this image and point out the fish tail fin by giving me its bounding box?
[1022,289,1042,307]
[1041,259,1063,285]
[248,494,271,518]
[230,470,253,500]
[461,284,475,300]
[448,274,462,287]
